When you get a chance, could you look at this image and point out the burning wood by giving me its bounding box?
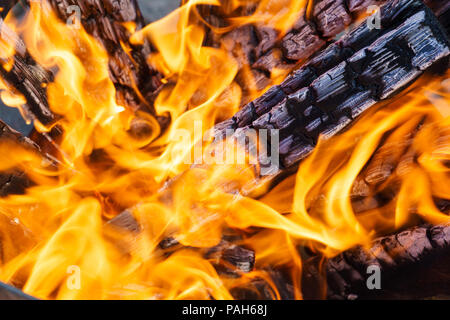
[201,0,449,103]
[46,0,164,116]
[0,0,448,301]
[0,15,54,124]
[106,210,256,277]
[303,223,450,299]
[0,119,40,196]
[0,0,166,131]
[213,0,449,174]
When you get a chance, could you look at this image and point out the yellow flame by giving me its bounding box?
[0,0,448,300]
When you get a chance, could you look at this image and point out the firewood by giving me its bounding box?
[213,0,450,174]
[1,0,166,129]
[106,210,256,276]
[201,0,448,103]
[205,240,255,276]
[0,120,40,196]
[302,223,450,299]
[0,15,55,125]
[230,269,295,300]
[46,0,163,116]
[228,223,450,300]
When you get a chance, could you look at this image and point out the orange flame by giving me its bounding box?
[0,0,448,300]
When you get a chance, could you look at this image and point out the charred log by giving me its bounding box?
[302,223,450,299]
[0,16,55,125]
[1,0,167,130]
[213,0,450,175]
[0,120,40,196]
[205,240,255,276]
[201,0,448,103]
[227,223,450,300]
[46,0,164,117]
[106,210,256,276]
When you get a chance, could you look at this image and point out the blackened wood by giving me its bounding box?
[425,0,450,34]
[213,0,450,173]
[0,120,39,196]
[314,0,352,38]
[46,0,163,117]
[347,0,386,12]
[0,17,55,125]
[205,240,255,275]
[215,0,423,136]
[230,269,295,300]
[0,0,17,18]
[302,223,450,299]
[107,210,256,276]
[201,0,356,99]
[202,0,448,104]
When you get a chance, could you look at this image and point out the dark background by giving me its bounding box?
[0,0,180,135]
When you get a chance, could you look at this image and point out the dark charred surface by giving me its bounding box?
[200,0,448,104]
[301,223,450,300]
[213,0,450,174]
[47,0,163,116]
[0,15,55,125]
[0,0,167,131]
[0,120,39,196]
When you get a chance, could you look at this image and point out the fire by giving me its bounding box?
[0,0,448,300]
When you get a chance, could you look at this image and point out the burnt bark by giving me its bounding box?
[0,120,39,196]
[1,0,167,129]
[0,16,55,125]
[201,0,448,103]
[46,0,164,117]
[227,223,450,300]
[213,0,450,175]
[302,223,450,299]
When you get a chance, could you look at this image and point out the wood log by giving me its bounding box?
[106,210,256,276]
[1,0,167,129]
[0,16,55,125]
[227,223,450,300]
[213,0,450,175]
[0,119,39,196]
[46,0,164,118]
[201,0,449,103]
[230,268,295,300]
[302,223,450,299]
[204,240,255,276]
